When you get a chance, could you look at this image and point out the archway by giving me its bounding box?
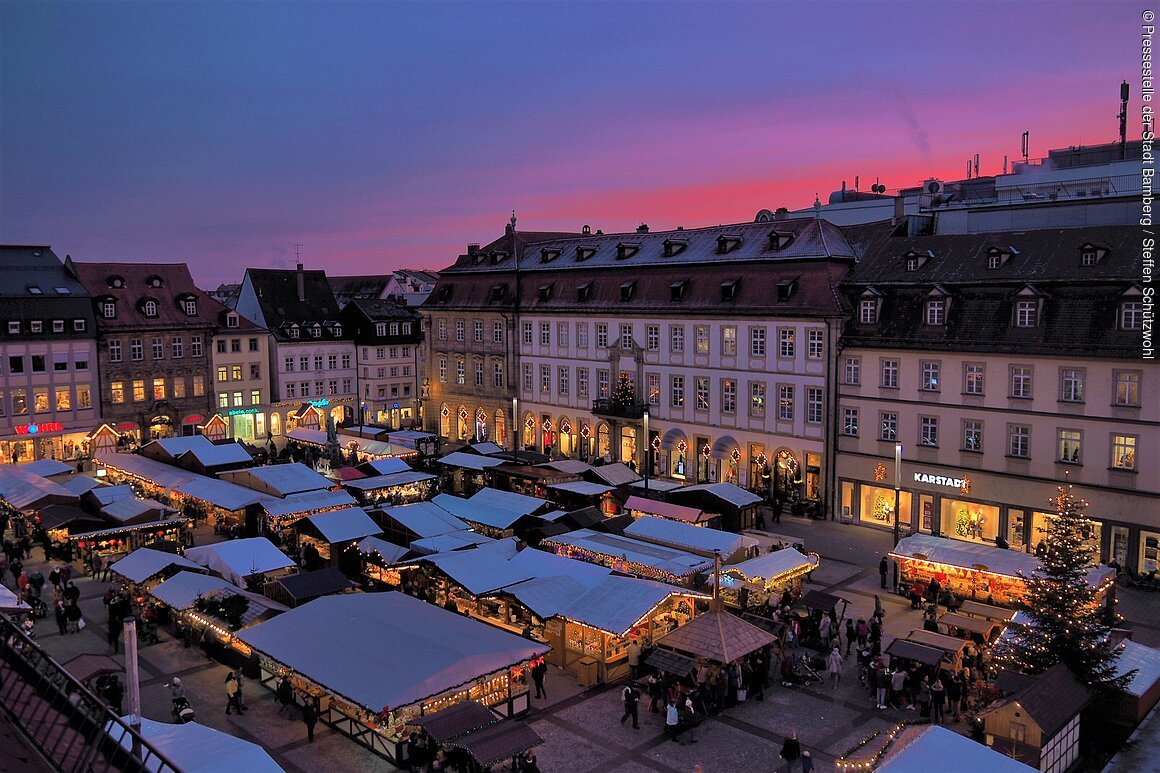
[620,426,637,467]
[439,403,450,438]
[494,409,506,448]
[773,449,800,502]
[269,412,282,437]
[522,413,537,450]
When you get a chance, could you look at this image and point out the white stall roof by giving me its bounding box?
[628,479,685,493]
[381,501,468,538]
[343,471,435,491]
[236,593,549,712]
[539,459,592,475]
[94,453,196,490]
[224,463,333,496]
[0,465,80,510]
[88,484,139,506]
[110,717,284,773]
[410,530,495,555]
[542,529,713,578]
[419,539,529,595]
[468,441,506,456]
[60,476,102,495]
[547,481,614,497]
[676,482,764,508]
[876,725,1035,773]
[262,489,356,518]
[17,459,73,477]
[301,507,381,543]
[102,498,174,524]
[892,534,1115,587]
[624,495,704,524]
[1113,640,1160,698]
[434,489,550,531]
[144,435,215,458]
[109,548,203,584]
[625,516,757,557]
[183,538,295,585]
[561,575,702,636]
[363,457,412,476]
[588,463,641,486]
[176,477,269,511]
[436,451,505,471]
[178,442,253,468]
[285,427,330,447]
[724,548,816,581]
[1,584,31,613]
[356,536,410,565]
[149,571,287,625]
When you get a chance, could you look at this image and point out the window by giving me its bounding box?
[722,379,736,413]
[73,319,86,332]
[285,357,295,372]
[807,329,824,359]
[1010,366,1033,398]
[723,326,737,355]
[1059,429,1082,463]
[233,390,244,406]
[987,254,1002,270]
[806,387,823,423]
[6,321,19,334]
[469,320,481,343]
[670,326,684,353]
[438,319,447,341]
[218,393,230,409]
[108,340,121,363]
[1115,371,1140,406]
[75,358,89,370]
[311,325,322,339]
[844,357,861,385]
[374,322,387,337]
[577,369,589,397]
[101,301,116,319]
[696,377,710,410]
[152,338,164,359]
[646,325,660,351]
[778,385,794,420]
[132,380,146,402]
[963,420,982,451]
[170,337,183,358]
[577,322,588,348]
[906,257,919,272]
[881,359,899,388]
[7,355,23,374]
[1015,299,1038,327]
[493,321,503,343]
[111,381,124,404]
[299,356,310,371]
[881,412,898,441]
[620,324,633,349]
[597,324,609,348]
[52,319,64,333]
[30,321,43,334]
[964,364,985,395]
[671,375,685,407]
[475,361,484,386]
[558,322,569,347]
[130,338,143,361]
[387,322,398,336]
[749,382,765,417]
[250,363,260,379]
[143,300,157,317]
[921,361,940,391]
[455,319,465,342]
[314,355,323,371]
[1060,369,1085,402]
[1121,301,1143,330]
[216,340,228,354]
[328,354,337,370]
[191,336,202,357]
[183,299,197,315]
[859,299,877,324]
[172,378,185,398]
[77,385,91,409]
[779,328,795,358]
[598,369,609,397]
[455,360,465,385]
[438,358,447,382]
[647,373,660,405]
[493,362,504,388]
[843,408,859,436]
[695,325,710,355]
[289,326,300,339]
[217,366,228,383]
[31,355,45,373]
[540,322,550,346]
[153,378,166,400]
[1112,435,1137,470]
[559,367,569,396]
[925,299,945,326]
[750,327,766,357]
[249,338,259,352]
[391,347,400,359]
[920,416,938,447]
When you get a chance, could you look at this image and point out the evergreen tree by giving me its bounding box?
[611,372,635,407]
[994,481,1132,690]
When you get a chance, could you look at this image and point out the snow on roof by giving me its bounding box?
[675,482,763,508]
[410,530,496,555]
[436,451,506,471]
[506,548,612,587]
[144,435,215,458]
[876,725,1036,773]
[0,464,80,510]
[363,457,412,475]
[60,476,102,495]
[547,481,614,496]
[467,442,505,455]
[891,534,1115,587]
[1113,640,1160,698]
[110,716,284,773]
[356,536,411,565]
[561,575,701,636]
[284,427,330,447]
[235,593,549,712]
[497,576,590,619]
[95,453,196,490]
[625,516,757,557]
[724,548,816,581]
[301,507,381,543]
[342,470,436,491]
[628,479,685,492]
[588,463,641,486]
[1,583,31,613]
[380,501,468,538]
[418,539,529,595]
[102,497,174,524]
[261,489,356,518]
[624,495,703,523]
[183,538,295,585]
[225,463,333,496]
[88,483,138,506]
[433,491,546,531]
[539,459,592,474]
[149,571,288,625]
[174,477,268,511]
[541,529,713,577]
[109,548,204,584]
[178,441,253,468]
[17,459,72,477]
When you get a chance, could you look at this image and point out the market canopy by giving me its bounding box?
[17,459,73,477]
[261,489,356,519]
[380,501,470,538]
[0,464,80,510]
[298,507,381,544]
[410,530,496,555]
[341,470,436,492]
[108,716,283,773]
[559,575,706,637]
[546,481,614,497]
[173,477,268,511]
[586,463,641,487]
[1112,639,1160,698]
[101,497,176,525]
[60,475,102,496]
[414,700,500,743]
[541,529,714,580]
[434,489,554,531]
[644,647,697,676]
[654,609,776,664]
[414,538,526,595]
[109,547,205,584]
[235,593,549,713]
[447,719,543,768]
[884,639,947,667]
[95,452,197,490]
[672,482,763,508]
[0,584,30,613]
[623,495,705,524]
[149,571,287,626]
[875,725,1035,773]
[183,538,295,585]
[624,516,757,558]
[361,457,413,476]
[436,451,506,471]
[356,536,411,565]
[270,567,355,605]
[220,463,333,496]
[891,533,1115,588]
[722,548,818,586]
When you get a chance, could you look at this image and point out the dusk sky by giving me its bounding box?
[0,1,1143,286]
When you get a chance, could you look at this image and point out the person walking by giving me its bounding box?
[879,556,889,589]
[801,750,815,773]
[225,672,244,715]
[277,675,295,718]
[53,600,68,636]
[620,683,640,729]
[930,677,947,725]
[875,661,890,710]
[844,619,856,657]
[302,699,317,742]
[664,699,682,743]
[233,669,247,709]
[531,658,547,699]
[827,646,843,690]
[64,601,82,634]
[779,730,802,772]
[946,672,963,722]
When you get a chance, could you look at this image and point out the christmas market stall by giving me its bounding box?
[183,538,296,590]
[219,463,334,498]
[263,567,355,609]
[712,548,820,609]
[413,700,543,773]
[355,536,412,587]
[539,529,714,588]
[359,456,413,476]
[904,629,970,671]
[434,451,505,495]
[432,489,557,540]
[623,516,759,563]
[109,547,206,592]
[260,489,358,541]
[64,517,195,563]
[543,480,616,514]
[889,534,1116,608]
[0,464,80,537]
[373,501,471,547]
[234,593,548,765]
[409,531,495,556]
[623,495,714,528]
[107,717,282,773]
[341,470,436,507]
[667,483,764,533]
[936,611,1005,644]
[870,725,1037,773]
[652,603,777,667]
[957,600,1018,623]
[387,539,525,610]
[384,429,439,457]
[293,507,382,571]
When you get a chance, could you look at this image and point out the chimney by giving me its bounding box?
[467,243,480,256]
[892,196,905,225]
[636,223,649,234]
[296,262,305,302]
[774,207,789,221]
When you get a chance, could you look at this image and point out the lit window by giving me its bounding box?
[1112,435,1137,470]
[843,408,859,436]
[1058,429,1082,463]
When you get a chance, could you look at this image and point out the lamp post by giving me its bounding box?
[893,442,903,547]
[642,408,650,491]
[511,396,519,464]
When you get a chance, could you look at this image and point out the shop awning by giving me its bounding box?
[624,495,703,524]
[645,647,697,676]
[654,610,776,664]
[957,600,1017,622]
[448,719,543,768]
[884,639,947,667]
[891,533,1114,588]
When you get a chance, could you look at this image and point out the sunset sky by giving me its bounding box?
[0,1,1143,286]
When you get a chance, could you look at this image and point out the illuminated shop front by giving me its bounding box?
[940,498,1000,544]
[0,421,92,464]
[715,548,820,609]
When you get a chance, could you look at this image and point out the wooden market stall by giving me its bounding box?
[66,517,195,563]
[539,528,714,588]
[341,470,437,507]
[293,506,382,571]
[713,548,820,609]
[668,482,764,533]
[623,515,760,563]
[108,546,206,592]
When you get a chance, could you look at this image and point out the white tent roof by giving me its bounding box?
[261,489,356,518]
[149,571,287,625]
[60,475,102,495]
[418,539,528,595]
[436,451,505,471]
[876,725,1035,772]
[892,534,1115,587]
[109,548,204,584]
[433,489,550,530]
[628,479,685,493]
[175,477,269,511]
[235,593,549,712]
[223,463,333,496]
[541,529,713,577]
[539,459,592,474]
[110,717,283,773]
[177,441,253,468]
[17,459,73,477]
[342,470,435,491]
[724,547,816,581]
[95,452,196,490]
[363,457,412,475]
[183,538,295,585]
[143,435,216,458]
[0,583,31,613]
[1113,640,1160,698]
[301,507,381,543]
[625,516,757,557]
[588,462,641,486]
[88,483,138,506]
[356,536,410,565]
[0,465,79,510]
[547,481,614,496]
[561,575,702,636]
[101,498,174,524]
[468,441,506,455]
[676,482,763,507]
[410,530,495,555]
[380,501,468,538]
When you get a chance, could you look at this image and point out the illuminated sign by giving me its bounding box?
[913,471,969,490]
[309,399,330,408]
[15,422,64,435]
[116,422,138,431]
[227,407,261,416]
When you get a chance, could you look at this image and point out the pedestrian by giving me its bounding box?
[855,618,868,649]
[779,730,802,772]
[874,594,885,621]
[946,671,963,722]
[930,677,946,725]
[302,699,318,742]
[225,672,244,715]
[54,600,68,636]
[917,675,931,718]
[277,675,295,718]
[891,668,909,709]
[107,620,121,654]
[827,646,843,690]
[875,661,890,710]
[64,601,82,634]
[647,673,663,713]
[773,497,784,523]
[844,619,856,656]
[665,699,682,743]
[91,553,103,583]
[879,556,889,589]
[801,750,814,773]
[620,683,640,729]
[234,669,247,709]
[63,581,80,606]
[531,657,547,699]
[103,675,124,715]
[627,639,642,680]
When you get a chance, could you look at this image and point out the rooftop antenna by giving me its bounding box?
[1119,80,1130,160]
[966,160,973,179]
[1003,155,1008,175]
[974,154,980,178]
[1021,131,1030,163]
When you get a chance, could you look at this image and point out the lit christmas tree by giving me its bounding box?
[993,480,1132,690]
[612,372,635,407]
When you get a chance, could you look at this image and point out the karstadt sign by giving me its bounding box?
[913,471,968,490]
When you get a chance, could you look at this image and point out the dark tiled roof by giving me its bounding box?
[0,246,88,298]
[328,275,390,307]
[348,298,419,321]
[70,261,218,331]
[274,567,354,602]
[655,610,776,663]
[244,268,344,341]
[998,663,1090,738]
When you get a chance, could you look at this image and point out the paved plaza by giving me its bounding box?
[8,514,1159,772]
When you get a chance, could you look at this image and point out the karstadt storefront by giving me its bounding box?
[836,454,1159,574]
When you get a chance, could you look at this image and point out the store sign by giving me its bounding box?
[309,399,330,408]
[227,407,260,416]
[913,471,969,490]
[116,422,138,431]
[14,422,64,435]
[183,415,203,425]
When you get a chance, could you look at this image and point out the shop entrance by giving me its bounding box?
[148,415,175,440]
[773,450,799,502]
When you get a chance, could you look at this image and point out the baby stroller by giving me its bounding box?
[797,653,825,684]
[172,696,195,723]
[26,596,48,619]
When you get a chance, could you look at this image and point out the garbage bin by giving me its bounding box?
[577,656,599,688]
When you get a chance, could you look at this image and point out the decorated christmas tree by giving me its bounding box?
[993,481,1132,690]
[612,372,635,407]
[873,494,891,522]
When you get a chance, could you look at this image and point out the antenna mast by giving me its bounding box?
[1119,81,1130,160]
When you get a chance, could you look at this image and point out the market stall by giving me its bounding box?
[355,536,411,587]
[263,567,355,608]
[66,517,195,562]
[937,611,1005,644]
[341,470,436,507]
[109,717,283,773]
[624,516,759,563]
[109,547,206,591]
[890,534,1116,608]
[374,501,471,546]
[183,538,296,589]
[260,489,358,541]
[433,489,555,540]
[539,528,714,587]
[416,701,544,771]
[714,548,820,609]
[293,507,382,570]
[434,451,504,495]
[668,482,763,532]
[235,593,548,765]
[623,495,712,527]
[653,606,776,666]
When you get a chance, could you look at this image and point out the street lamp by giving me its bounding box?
[893,442,903,547]
[512,396,519,464]
[642,408,650,491]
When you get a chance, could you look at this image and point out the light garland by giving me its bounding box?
[835,722,914,771]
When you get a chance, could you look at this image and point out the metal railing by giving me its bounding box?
[0,615,181,773]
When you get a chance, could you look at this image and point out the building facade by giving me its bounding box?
[209,304,273,442]
[338,299,423,429]
[0,246,99,463]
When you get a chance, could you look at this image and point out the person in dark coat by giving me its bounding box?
[302,699,318,742]
[780,730,802,772]
[102,675,124,715]
[276,675,295,718]
[64,602,82,634]
[620,683,640,729]
[878,556,889,589]
[531,658,547,699]
[54,600,68,636]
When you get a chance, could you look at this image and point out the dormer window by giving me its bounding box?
[146,275,164,288]
[101,300,117,319]
[903,250,933,271]
[985,246,1017,270]
[776,279,798,302]
[717,235,742,254]
[54,287,70,295]
[670,280,688,302]
[721,279,739,301]
[1121,298,1143,330]
[311,324,322,338]
[987,254,1001,270]
[859,288,882,324]
[576,245,597,262]
[621,281,637,302]
[332,324,342,337]
[489,251,508,265]
[289,325,300,339]
[577,282,594,301]
[375,322,387,336]
[663,239,688,257]
[182,298,197,315]
[107,275,125,289]
[925,299,945,326]
[538,283,554,302]
[1014,299,1039,328]
[616,242,640,260]
[143,300,158,317]
[226,313,239,328]
[768,231,794,251]
[437,285,453,302]
[27,285,43,295]
[540,248,561,264]
[1080,242,1108,266]
[487,284,507,303]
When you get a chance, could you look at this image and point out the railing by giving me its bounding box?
[590,398,648,419]
[0,615,181,773]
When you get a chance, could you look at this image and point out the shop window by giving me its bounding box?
[942,499,998,543]
[860,485,912,527]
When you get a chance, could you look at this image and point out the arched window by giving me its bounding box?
[522,413,536,449]
[494,409,506,448]
[439,403,451,438]
[269,413,282,436]
[143,300,158,317]
[457,405,470,440]
[597,423,611,460]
